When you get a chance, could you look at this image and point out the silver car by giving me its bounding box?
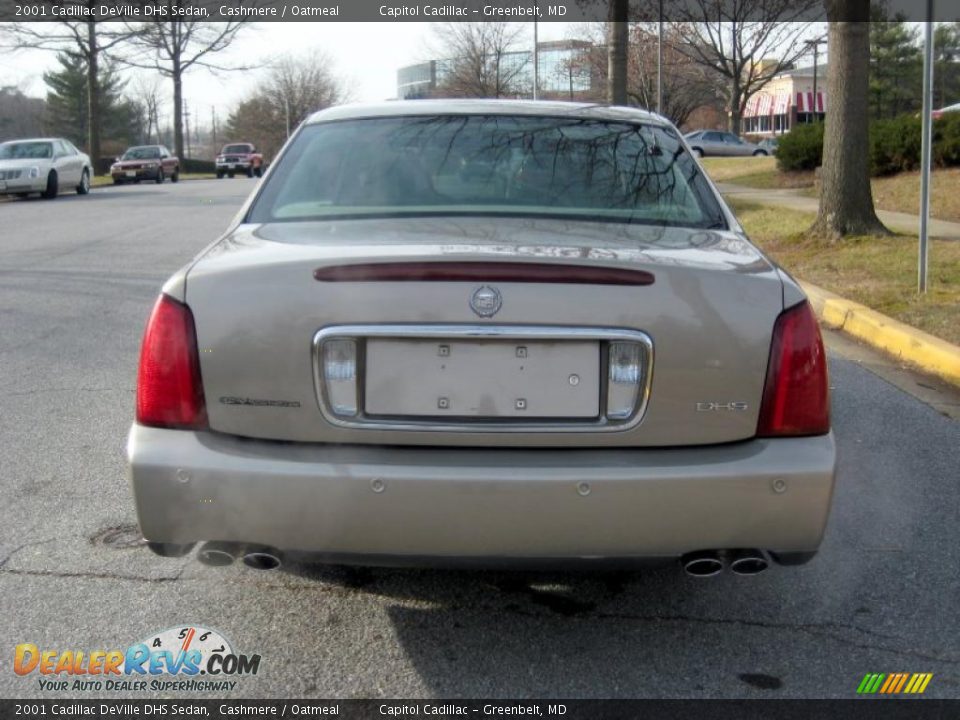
[684,130,769,157]
[0,138,92,199]
[128,100,835,576]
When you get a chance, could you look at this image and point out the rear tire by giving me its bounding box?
[76,169,90,195]
[246,165,254,178]
[155,168,164,184]
[42,171,58,199]
[753,150,768,156]
[254,165,263,178]
[171,167,180,183]
[227,171,235,178]
[216,170,224,179]
[692,147,704,158]
[113,178,123,185]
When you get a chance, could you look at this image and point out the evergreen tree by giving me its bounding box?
[935,22,960,108]
[869,12,922,119]
[43,52,139,154]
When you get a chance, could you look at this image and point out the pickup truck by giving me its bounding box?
[215,143,264,178]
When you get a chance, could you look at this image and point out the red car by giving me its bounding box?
[215,143,264,178]
[111,145,180,184]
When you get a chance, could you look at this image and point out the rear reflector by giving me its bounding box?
[757,300,830,437]
[321,339,358,417]
[314,261,654,285]
[136,294,207,430]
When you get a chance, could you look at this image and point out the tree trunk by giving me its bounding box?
[173,65,184,160]
[729,79,742,135]
[811,4,889,238]
[86,21,101,173]
[607,0,629,106]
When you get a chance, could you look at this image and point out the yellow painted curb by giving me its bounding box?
[799,280,960,387]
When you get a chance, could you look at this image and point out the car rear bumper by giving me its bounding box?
[112,168,160,180]
[127,425,837,562]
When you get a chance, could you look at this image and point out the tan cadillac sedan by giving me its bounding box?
[128,100,835,577]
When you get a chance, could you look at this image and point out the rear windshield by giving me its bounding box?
[246,115,726,229]
[122,147,160,160]
[0,141,52,160]
[223,145,252,154]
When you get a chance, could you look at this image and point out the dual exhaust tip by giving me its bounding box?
[682,549,769,577]
[197,541,282,570]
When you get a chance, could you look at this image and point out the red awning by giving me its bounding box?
[797,91,826,113]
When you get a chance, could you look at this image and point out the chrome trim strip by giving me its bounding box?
[311,324,654,433]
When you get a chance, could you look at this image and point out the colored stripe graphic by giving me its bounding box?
[857,673,933,694]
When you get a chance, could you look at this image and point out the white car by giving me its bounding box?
[0,138,92,199]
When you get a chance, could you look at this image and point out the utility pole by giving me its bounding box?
[211,106,218,157]
[184,100,191,159]
[804,37,827,120]
[919,4,935,293]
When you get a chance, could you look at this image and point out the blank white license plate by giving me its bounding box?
[364,339,600,418]
[125,171,137,177]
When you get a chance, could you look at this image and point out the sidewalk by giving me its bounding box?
[716,182,960,240]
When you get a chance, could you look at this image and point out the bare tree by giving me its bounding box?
[811,1,888,238]
[1,17,134,168]
[130,75,164,144]
[669,0,821,134]
[225,51,350,161]
[431,23,531,98]
[121,19,250,159]
[628,24,723,126]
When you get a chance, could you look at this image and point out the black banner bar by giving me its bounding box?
[3,0,960,23]
[3,699,960,720]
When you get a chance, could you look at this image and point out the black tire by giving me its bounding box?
[246,165,254,178]
[691,147,704,158]
[155,168,164,184]
[42,171,58,199]
[753,150,768,157]
[254,165,263,178]
[16,192,30,198]
[113,178,124,185]
[228,171,235,178]
[216,170,224,179]
[171,167,179,183]
[76,169,90,195]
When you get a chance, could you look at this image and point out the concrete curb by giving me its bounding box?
[800,280,960,387]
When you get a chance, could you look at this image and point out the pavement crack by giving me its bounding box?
[2,567,185,584]
[0,538,58,570]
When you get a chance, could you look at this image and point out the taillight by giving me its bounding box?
[136,294,207,429]
[757,300,830,437]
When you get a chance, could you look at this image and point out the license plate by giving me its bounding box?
[364,339,600,418]
[125,171,136,177]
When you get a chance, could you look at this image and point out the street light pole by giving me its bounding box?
[919,4,935,294]
[657,0,663,114]
[533,13,539,101]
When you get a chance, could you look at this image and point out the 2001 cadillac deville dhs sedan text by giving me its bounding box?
[128,100,835,577]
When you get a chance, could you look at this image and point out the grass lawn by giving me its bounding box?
[91,173,215,187]
[700,157,815,189]
[702,158,960,222]
[728,198,960,346]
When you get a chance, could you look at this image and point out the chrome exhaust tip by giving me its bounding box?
[681,550,724,578]
[729,549,770,576]
[197,541,238,567]
[240,546,282,571]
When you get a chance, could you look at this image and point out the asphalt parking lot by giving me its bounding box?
[1,179,958,699]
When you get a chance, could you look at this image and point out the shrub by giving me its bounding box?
[181,158,216,174]
[933,112,960,168]
[776,122,824,172]
[870,115,923,176]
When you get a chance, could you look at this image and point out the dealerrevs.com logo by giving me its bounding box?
[14,625,261,692]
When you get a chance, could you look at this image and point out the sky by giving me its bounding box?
[1,21,578,130]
